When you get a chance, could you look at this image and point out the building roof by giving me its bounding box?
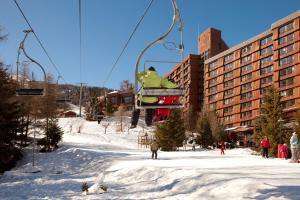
[205,10,300,64]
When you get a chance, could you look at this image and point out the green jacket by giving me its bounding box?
[137,70,178,103]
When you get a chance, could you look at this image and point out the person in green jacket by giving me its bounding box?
[130,66,178,128]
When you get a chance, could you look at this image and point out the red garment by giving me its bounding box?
[220,141,225,155]
[281,145,288,159]
[260,138,270,148]
[155,96,180,121]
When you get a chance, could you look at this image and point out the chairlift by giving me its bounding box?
[16,30,46,96]
[134,0,185,109]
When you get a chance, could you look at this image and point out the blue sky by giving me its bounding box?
[0,0,299,89]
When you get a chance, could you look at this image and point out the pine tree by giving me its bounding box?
[0,66,22,145]
[36,74,61,151]
[254,86,284,156]
[196,112,213,148]
[155,109,185,151]
[208,111,226,142]
[184,105,197,132]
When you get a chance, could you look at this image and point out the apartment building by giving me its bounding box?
[166,28,228,112]
[204,10,300,131]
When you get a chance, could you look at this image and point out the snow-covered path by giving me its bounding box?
[1,117,300,200]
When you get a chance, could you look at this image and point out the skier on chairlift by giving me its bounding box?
[130,66,178,128]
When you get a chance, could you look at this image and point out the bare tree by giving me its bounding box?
[120,80,133,91]
[115,105,125,132]
[102,121,110,134]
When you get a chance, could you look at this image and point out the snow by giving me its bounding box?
[1,114,300,199]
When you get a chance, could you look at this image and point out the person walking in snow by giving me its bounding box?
[260,136,270,158]
[290,132,299,162]
[220,141,225,155]
[281,143,288,160]
[192,139,196,151]
[150,139,159,159]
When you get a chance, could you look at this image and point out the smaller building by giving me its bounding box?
[105,90,135,113]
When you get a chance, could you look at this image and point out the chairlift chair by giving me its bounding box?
[134,0,185,110]
[15,30,46,97]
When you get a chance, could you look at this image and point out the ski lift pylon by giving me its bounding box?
[134,0,185,109]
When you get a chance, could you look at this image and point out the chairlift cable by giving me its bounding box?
[101,0,155,88]
[13,0,67,84]
[79,0,83,82]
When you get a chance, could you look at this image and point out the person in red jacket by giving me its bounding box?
[260,136,270,158]
[281,143,288,159]
[220,141,225,155]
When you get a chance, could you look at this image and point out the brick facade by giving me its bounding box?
[204,10,300,129]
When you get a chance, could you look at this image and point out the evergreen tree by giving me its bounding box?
[196,112,213,148]
[0,66,22,145]
[155,109,185,151]
[105,99,116,116]
[208,111,226,142]
[36,74,61,151]
[253,86,284,156]
[184,105,197,132]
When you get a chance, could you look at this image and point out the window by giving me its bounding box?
[241,92,252,100]
[241,111,252,118]
[111,96,117,104]
[241,121,252,126]
[209,60,218,70]
[224,79,234,88]
[224,106,233,113]
[241,45,252,54]
[282,99,295,108]
[279,22,293,34]
[241,64,252,73]
[224,53,234,62]
[261,76,273,85]
[203,50,210,60]
[280,88,294,97]
[224,62,234,71]
[209,77,217,86]
[123,96,133,103]
[261,56,273,65]
[209,69,218,77]
[279,44,294,55]
[279,33,294,45]
[224,88,234,96]
[280,77,294,87]
[224,71,234,79]
[208,94,217,101]
[241,101,252,110]
[241,82,252,91]
[209,86,218,93]
[260,45,273,56]
[260,35,273,46]
[209,103,216,110]
[224,97,233,105]
[224,115,233,121]
[279,66,295,76]
[279,55,294,66]
[241,55,252,64]
[260,65,273,75]
[241,73,252,82]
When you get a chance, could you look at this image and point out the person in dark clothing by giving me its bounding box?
[150,139,159,159]
[260,136,270,158]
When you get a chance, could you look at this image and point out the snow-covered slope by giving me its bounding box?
[1,116,300,200]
